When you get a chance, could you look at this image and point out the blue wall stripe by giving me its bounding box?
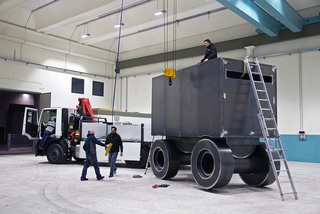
[280,135,320,163]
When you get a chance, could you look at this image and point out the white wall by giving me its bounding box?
[255,35,320,135]
[0,37,114,109]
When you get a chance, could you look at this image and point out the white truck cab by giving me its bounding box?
[22,107,146,167]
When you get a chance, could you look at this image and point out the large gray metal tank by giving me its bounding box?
[152,57,277,139]
[150,58,279,189]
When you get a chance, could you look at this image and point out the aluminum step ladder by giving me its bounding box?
[244,56,298,201]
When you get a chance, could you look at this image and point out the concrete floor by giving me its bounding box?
[1,154,320,214]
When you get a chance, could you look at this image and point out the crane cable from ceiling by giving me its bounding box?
[163,0,177,86]
[112,0,124,124]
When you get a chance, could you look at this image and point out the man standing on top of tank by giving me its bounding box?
[81,129,110,181]
[198,39,217,64]
[106,126,123,177]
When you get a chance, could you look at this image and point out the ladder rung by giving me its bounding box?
[254,81,263,83]
[272,159,285,162]
[267,128,277,130]
[270,148,282,151]
[276,169,288,173]
[279,180,292,184]
[282,192,294,195]
[256,90,266,92]
[248,62,257,65]
[258,99,268,102]
[264,118,274,121]
[261,108,271,111]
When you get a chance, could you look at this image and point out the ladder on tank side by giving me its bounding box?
[244,56,298,201]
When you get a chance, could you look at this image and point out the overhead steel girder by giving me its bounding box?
[255,0,304,32]
[217,0,281,37]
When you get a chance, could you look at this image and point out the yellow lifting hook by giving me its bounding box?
[164,68,176,86]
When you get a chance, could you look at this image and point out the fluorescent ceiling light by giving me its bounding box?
[114,23,124,28]
[81,34,90,38]
[154,10,166,16]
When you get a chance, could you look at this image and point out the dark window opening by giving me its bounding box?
[92,81,104,96]
[72,78,84,94]
[226,70,273,83]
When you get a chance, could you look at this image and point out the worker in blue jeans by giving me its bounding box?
[106,126,123,177]
[81,130,109,181]
[39,118,56,149]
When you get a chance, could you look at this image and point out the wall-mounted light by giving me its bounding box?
[81,33,90,38]
[154,10,166,16]
[22,94,30,100]
[81,23,90,38]
[114,23,124,28]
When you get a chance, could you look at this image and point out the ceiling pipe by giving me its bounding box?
[78,0,153,27]
[122,7,227,38]
[0,56,112,78]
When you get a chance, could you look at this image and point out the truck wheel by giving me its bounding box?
[239,143,280,187]
[125,146,148,168]
[150,140,180,179]
[191,139,234,189]
[47,143,64,164]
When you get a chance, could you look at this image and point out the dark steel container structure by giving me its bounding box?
[150,58,280,189]
[152,57,276,139]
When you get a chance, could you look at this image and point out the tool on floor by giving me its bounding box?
[133,175,143,178]
[245,56,298,201]
[152,184,170,188]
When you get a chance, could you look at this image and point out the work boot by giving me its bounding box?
[114,168,117,174]
[97,176,105,180]
[81,178,88,181]
[109,174,113,177]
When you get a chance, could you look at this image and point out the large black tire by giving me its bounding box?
[47,143,65,164]
[239,143,280,187]
[191,139,234,189]
[150,140,180,179]
[125,146,148,168]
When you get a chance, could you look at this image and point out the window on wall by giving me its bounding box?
[71,77,84,94]
[92,81,104,96]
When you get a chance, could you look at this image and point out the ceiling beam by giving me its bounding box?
[0,0,32,15]
[118,22,320,69]
[216,0,280,37]
[255,0,304,32]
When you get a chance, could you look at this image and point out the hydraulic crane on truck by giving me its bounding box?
[76,98,95,120]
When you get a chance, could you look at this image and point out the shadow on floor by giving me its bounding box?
[0,144,32,155]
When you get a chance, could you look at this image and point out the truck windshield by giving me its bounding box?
[41,110,57,135]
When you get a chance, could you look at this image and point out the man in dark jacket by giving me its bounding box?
[81,130,109,181]
[106,126,123,177]
[198,39,217,64]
